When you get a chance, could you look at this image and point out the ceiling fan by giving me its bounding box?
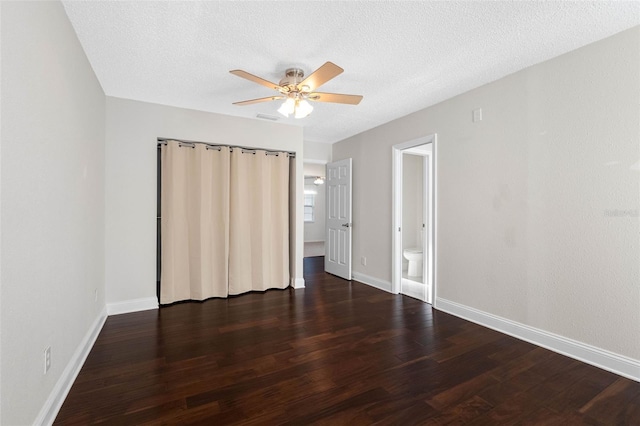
[230,62,363,119]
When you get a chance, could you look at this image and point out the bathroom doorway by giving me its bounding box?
[392,135,436,304]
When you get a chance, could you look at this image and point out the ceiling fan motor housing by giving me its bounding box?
[279,68,307,94]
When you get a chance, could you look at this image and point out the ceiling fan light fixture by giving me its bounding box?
[277,98,296,117]
[294,99,313,119]
[231,62,361,118]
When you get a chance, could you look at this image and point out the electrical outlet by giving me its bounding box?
[44,347,51,374]
[361,256,367,266]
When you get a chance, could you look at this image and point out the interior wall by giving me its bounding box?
[402,154,423,252]
[303,140,332,164]
[105,97,305,306]
[333,27,640,361]
[303,162,326,178]
[1,2,106,424]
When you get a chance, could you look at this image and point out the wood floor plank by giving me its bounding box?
[579,377,640,424]
[55,257,640,425]
[424,395,494,425]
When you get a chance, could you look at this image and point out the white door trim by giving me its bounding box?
[392,134,437,305]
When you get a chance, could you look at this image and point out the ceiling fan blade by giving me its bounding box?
[233,96,284,106]
[308,92,363,105]
[230,70,281,91]
[299,62,344,91]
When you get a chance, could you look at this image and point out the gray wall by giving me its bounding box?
[303,141,332,164]
[333,27,640,361]
[1,2,106,424]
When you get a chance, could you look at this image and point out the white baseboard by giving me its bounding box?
[107,297,158,316]
[35,307,107,426]
[292,277,305,289]
[435,298,640,382]
[352,272,392,293]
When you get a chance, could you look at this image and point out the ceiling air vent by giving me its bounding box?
[256,114,279,121]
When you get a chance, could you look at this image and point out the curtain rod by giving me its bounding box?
[157,138,296,158]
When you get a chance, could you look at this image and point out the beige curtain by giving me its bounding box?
[229,149,290,295]
[160,141,230,304]
[160,141,290,304]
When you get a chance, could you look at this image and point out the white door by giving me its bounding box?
[325,158,352,280]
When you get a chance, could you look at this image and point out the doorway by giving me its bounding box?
[303,174,326,258]
[392,135,436,304]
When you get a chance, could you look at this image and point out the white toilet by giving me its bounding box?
[403,247,423,277]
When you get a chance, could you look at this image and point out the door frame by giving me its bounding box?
[392,134,437,304]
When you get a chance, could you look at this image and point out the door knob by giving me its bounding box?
[341,223,351,228]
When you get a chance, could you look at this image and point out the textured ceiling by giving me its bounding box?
[62,1,639,144]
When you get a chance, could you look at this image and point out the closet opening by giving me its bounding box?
[156,138,296,305]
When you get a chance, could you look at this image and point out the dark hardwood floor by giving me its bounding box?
[55,257,640,425]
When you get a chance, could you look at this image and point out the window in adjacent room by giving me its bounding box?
[304,194,315,222]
